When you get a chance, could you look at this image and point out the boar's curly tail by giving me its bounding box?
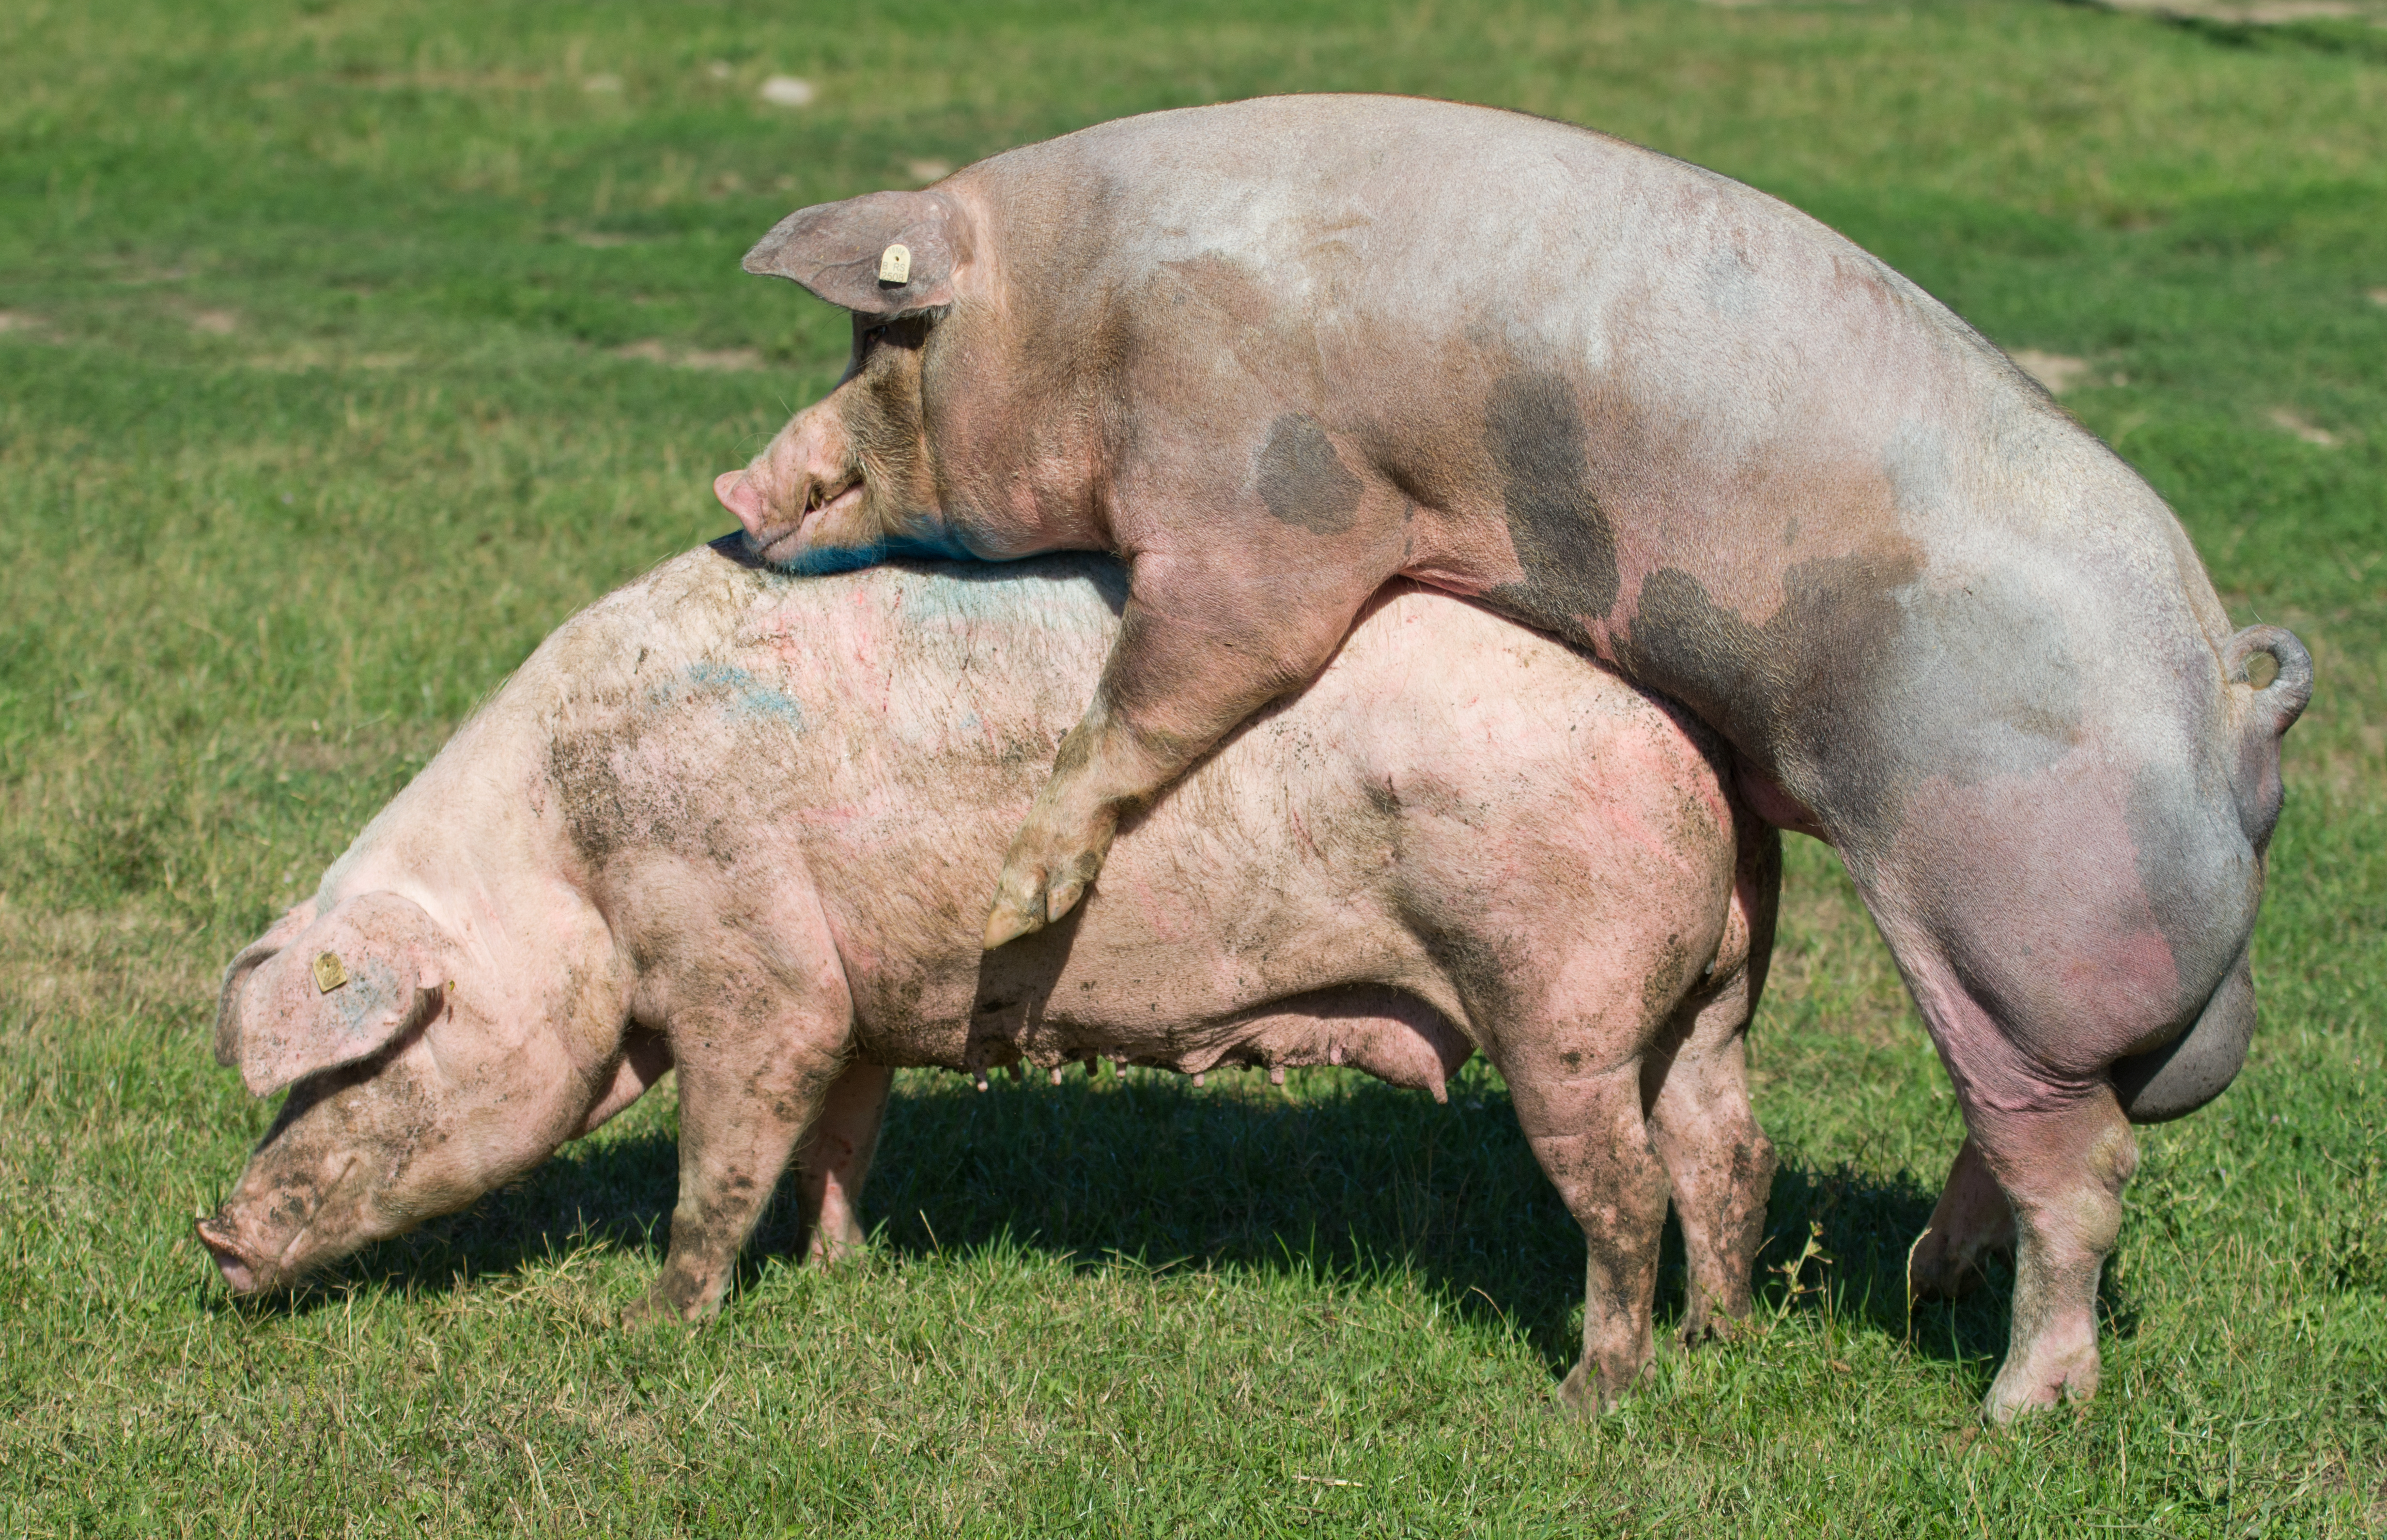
[2226,624,2312,739]
[2219,623,2312,856]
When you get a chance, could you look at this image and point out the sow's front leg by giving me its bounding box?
[628,921,860,1322]
[793,1061,893,1266]
[628,1014,853,1323]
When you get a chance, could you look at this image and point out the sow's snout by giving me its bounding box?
[194,1070,382,1296]
[194,1213,268,1294]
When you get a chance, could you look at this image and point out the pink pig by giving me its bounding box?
[715,94,2310,1419]
[201,543,1779,1411]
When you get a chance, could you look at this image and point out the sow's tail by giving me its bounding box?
[2111,625,2311,1125]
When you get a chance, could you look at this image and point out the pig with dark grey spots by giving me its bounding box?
[714,93,2310,1420]
[201,542,1782,1412]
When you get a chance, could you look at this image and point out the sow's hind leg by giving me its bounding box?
[1643,822,1782,1344]
[1474,879,1732,1410]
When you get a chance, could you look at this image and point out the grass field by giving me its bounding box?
[2,0,2384,1532]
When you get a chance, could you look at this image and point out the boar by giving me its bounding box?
[713,94,2310,1418]
[201,543,1781,1412]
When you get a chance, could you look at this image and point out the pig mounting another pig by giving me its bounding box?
[715,94,2310,1419]
[202,543,1782,1412]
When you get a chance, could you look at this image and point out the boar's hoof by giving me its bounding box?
[982,891,1046,951]
[1981,1325,2101,1424]
[982,832,1106,950]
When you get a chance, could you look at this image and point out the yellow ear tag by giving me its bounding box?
[312,951,349,994]
[877,243,912,284]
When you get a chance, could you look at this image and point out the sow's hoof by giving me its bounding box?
[1548,1358,1646,1417]
[620,1282,715,1329]
[1676,1309,1753,1349]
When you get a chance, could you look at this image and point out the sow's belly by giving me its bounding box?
[838,893,1475,1101]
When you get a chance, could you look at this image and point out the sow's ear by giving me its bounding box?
[743,189,966,316]
[214,902,316,1070]
[214,891,452,1098]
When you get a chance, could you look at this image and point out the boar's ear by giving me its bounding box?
[742,189,966,317]
[218,891,454,1098]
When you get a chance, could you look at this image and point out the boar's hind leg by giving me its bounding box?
[1890,933,2138,1422]
[1908,1136,2016,1301]
[795,1061,893,1266]
[1954,1088,2133,1423]
[981,504,1405,950]
[631,1016,852,1324]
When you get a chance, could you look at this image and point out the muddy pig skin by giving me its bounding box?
[202,543,1782,1413]
[715,94,2311,1419]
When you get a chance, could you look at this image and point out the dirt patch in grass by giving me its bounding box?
[2270,407,2340,447]
[2010,349,2095,395]
[2095,0,2371,17]
[0,898,215,1029]
[244,343,418,372]
[612,339,764,371]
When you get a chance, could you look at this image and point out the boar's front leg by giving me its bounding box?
[982,482,1408,949]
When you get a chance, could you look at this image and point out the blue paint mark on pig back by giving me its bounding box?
[767,531,979,577]
[681,661,806,730]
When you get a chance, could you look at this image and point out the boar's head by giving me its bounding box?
[713,188,989,572]
[197,891,592,1294]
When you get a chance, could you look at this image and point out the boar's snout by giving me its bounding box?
[715,469,769,536]
[716,406,873,564]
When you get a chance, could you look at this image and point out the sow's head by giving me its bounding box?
[197,893,582,1294]
[714,187,985,571]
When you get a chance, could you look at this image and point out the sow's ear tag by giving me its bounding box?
[311,951,350,994]
[877,243,911,285]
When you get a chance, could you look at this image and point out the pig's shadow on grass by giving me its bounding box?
[257,1067,2136,1391]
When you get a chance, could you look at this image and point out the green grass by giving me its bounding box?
[3,0,2384,1531]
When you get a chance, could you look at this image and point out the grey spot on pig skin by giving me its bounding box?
[1617,554,2081,858]
[1255,414,1362,535]
[2110,944,2254,1124]
[2125,759,2261,1038]
[1483,373,1618,631]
